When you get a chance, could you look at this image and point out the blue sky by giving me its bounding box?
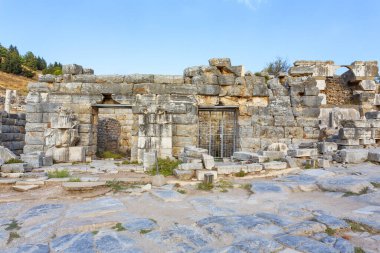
[0,0,379,75]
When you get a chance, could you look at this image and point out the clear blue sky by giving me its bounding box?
[1,0,379,75]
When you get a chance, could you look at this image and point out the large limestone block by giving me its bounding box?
[216,164,247,175]
[288,149,318,158]
[20,152,43,168]
[208,58,231,67]
[1,163,27,173]
[317,176,373,194]
[262,161,287,170]
[202,153,215,170]
[69,147,86,162]
[367,149,380,162]
[62,64,83,75]
[233,151,257,161]
[359,80,376,91]
[340,149,368,163]
[0,146,17,162]
[52,147,69,163]
[177,163,203,170]
[173,169,194,180]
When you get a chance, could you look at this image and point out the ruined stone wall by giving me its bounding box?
[0,111,26,155]
[21,60,379,163]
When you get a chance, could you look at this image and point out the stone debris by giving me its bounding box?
[62,182,106,191]
[317,176,373,194]
[196,170,217,181]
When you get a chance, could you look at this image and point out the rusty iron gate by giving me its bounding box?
[198,108,237,158]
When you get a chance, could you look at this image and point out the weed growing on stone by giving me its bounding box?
[325,227,336,236]
[4,158,23,164]
[217,180,233,192]
[99,151,124,159]
[5,219,21,231]
[106,180,125,192]
[68,177,81,182]
[140,229,153,234]
[197,182,214,191]
[71,161,90,165]
[92,231,99,235]
[47,169,70,178]
[240,184,252,193]
[371,182,380,188]
[234,170,247,177]
[149,218,157,224]
[7,232,20,244]
[149,158,181,176]
[177,189,187,194]
[122,160,141,165]
[345,219,376,233]
[112,223,126,231]
[303,164,313,169]
[354,247,365,253]
[343,187,369,197]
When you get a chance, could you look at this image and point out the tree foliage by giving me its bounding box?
[0,42,61,77]
[265,57,290,76]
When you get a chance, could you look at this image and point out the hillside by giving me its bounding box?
[0,71,36,95]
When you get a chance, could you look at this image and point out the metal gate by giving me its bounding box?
[198,108,237,158]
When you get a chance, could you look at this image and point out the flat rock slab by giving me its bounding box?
[353,205,380,215]
[122,218,158,232]
[262,161,288,170]
[223,235,284,252]
[6,243,50,253]
[285,221,327,236]
[317,176,373,194]
[63,182,106,191]
[0,179,17,185]
[301,169,335,178]
[312,212,350,230]
[275,234,338,253]
[150,189,185,202]
[12,184,40,192]
[251,181,289,194]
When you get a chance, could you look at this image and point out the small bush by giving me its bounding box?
[197,182,214,191]
[149,158,181,176]
[5,219,20,231]
[98,151,124,159]
[177,189,187,194]
[68,177,81,182]
[7,232,20,244]
[140,229,152,234]
[343,187,369,197]
[5,158,23,164]
[240,183,252,193]
[371,182,380,188]
[112,223,126,231]
[47,169,70,178]
[106,180,125,192]
[354,247,365,253]
[234,170,247,177]
[122,160,141,165]
[92,231,99,235]
[325,227,336,236]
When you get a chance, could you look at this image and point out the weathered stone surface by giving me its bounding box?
[0,146,17,162]
[62,64,83,75]
[339,149,368,163]
[1,163,27,173]
[275,234,338,253]
[12,184,40,192]
[173,169,194,180]
[69,147,85,162]
[150,189,185,202]
[285,220,327,235]
[288,148,318,158]
[368,149,380,162]
[251,181,289,193]
[51,232,94,253]
[216,164,246,175]
[233,151,256,161]
[177,163,203,170]
[262,161,287,170]
[151,175,166,187]
[312,211,350,230]
[63,182,106,191]
[202,153,215,170]
[317,176,373,194]
[208,58,231,67]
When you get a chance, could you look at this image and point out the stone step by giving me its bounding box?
[12,184,40,192]
[62,182,107,191]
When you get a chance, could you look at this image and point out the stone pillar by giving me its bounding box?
[4,89,13,113]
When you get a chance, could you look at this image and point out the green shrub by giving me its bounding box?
[5,219,20,231]
[177,189,187,194]
[5,158,23,164]
[68,177,81,182]
[7,232,20,244]
[122,160,141,165]
[112,223,126,231]
[47,169,70,178]
[325,227,336,236]
[148,158,181,176]
[106,180,125,192]
[197,182,214,191]
[140,229,153,234]
[99,151,124,159]
[234,170,247,177]
[354,247,365,253]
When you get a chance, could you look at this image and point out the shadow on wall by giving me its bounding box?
[97,118,121,154]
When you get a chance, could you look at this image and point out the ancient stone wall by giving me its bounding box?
[21,60,379,163]
[0,111,26,155]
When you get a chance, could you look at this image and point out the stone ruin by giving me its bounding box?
[0,58,379,177]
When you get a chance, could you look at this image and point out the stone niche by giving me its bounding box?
[45,107,85,163]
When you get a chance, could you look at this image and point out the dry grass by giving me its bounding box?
[0,71,37,95]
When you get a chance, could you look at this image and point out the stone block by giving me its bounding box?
[259,151,286,161]
[252,83,270,97]
[197,84,220,95]
[288,149,318,158]
[216,164,247,175]
[338,128,372,140]
[317,159,330,168]
[218,74,236,86]
[53,147,69,163]
[233,151,257,161]
[196,170,218,181]
[173,169,194,180]
[301,96,322,107]
[20,152,43,168]
[184,146,208,158]
[1,163,27,173]
[62,64,83,75]
[262,161,287,170]
[359,80,376,91]
[43,156,53,166]
[143,152,156,170]
[246,163,263,172]
[208,58,231,67]
[69,147,86,162]
[0,146,17,162]
[177,163,203,170]
[317,142,338,154]
[151,174,166,187]
[153,75,184,84]
[367,149,380,162]
[366,111,380,119]
[13,184,40,192]
[274,115,297,127]
[340,149,369,163]
[202,153,215,170]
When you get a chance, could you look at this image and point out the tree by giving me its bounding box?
[3,45,22,74]
[265,57,290,76]
[36,56,47,70]
[23,51,38,70]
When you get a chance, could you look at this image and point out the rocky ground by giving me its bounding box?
[0,161,379,253]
